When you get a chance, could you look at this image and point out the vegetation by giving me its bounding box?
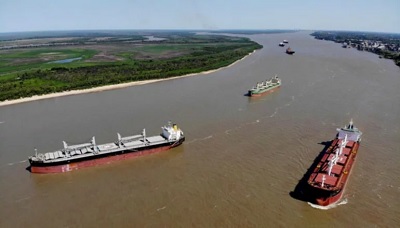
[0,33,262,101]
[0,49,97,74]
[375,49,400,66]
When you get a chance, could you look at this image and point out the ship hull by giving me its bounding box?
[249,85,280,97]
[315,190,343,206]
[307,138,360,206]
[30,138,184,173]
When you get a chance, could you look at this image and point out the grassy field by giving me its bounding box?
[0,32,263,101]
[0,49,97,74]
[0,43,241,74]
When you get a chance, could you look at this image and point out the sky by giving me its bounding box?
[0,0,399,33]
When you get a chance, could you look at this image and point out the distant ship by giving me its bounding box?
[283,40,289,43]
[279,42,285,47]
[248,75,281,97]
[28,122,185,173]
[286,47,295,55]
[306,120,362,206]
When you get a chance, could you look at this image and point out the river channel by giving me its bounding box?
[0,31,399,227]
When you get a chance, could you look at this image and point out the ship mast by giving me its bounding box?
[117,133,122,147]
[63,141,68,150]
[349,119,354,129]
[92,136,98,154]
[328,148,339,176]
[339,134,347,155]
[321,175,326,188]
[142,129,146,143]
[328,134,348,176]
[328,156,335,176]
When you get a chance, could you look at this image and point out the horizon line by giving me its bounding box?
[0,29,399,35]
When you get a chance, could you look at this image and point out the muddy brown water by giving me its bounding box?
[0,32,399,227]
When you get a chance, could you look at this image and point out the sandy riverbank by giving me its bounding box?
[0,50,256,107]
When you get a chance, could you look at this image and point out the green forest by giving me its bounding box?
[0,34,262,101]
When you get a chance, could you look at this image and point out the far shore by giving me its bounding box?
[0,50,256,107]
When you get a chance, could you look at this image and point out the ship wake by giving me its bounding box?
[185,135,213,144]
[0,159,27,169]
[8,160,28,166]
[307,198,348,210]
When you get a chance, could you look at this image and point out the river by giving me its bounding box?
[0,31,399,227]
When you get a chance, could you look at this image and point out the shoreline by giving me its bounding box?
[0,50,256,107]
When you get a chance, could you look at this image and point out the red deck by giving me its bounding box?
[307,136,360,206]
[327,154,347,165]
[314,173,337,186]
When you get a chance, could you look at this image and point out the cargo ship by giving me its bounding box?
[306,120,362,206]
[248,75,281,97]
[28,122,185,173]
[286,47,295,55]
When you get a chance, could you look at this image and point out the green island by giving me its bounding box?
[0,31,263,102]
